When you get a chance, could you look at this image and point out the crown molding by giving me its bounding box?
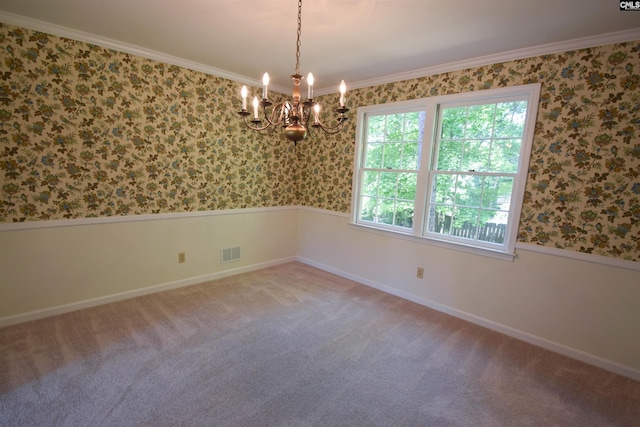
[0,11,291,94]
[327,28,640,95]
[1,11,638,98]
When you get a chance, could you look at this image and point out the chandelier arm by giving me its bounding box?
[264,104,284,126]
[311,113,349,131]
[242,115,274,132]
[262,105,281,127]
[297,103,308,124]
[297,102,313,128]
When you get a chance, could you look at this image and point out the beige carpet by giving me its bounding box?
[1,262,639,426]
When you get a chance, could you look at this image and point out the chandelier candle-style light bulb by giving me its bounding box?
[262,73,269,100]
[253,96,259,119]
[241,85,248,110]
[307,72,314,99]
[237,0,349,143]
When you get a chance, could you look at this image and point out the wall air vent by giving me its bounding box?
[221,246,241,264]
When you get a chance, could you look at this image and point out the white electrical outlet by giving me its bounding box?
[417,267,424,279]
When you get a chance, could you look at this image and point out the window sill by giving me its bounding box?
[348,222,516,261]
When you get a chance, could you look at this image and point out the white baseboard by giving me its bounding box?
[296,256,640,383]
[4,254,638,382]
[0,256,296,329]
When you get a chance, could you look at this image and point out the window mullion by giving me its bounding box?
[414,103,436,236]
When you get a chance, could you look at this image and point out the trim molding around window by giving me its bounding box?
[350,84,542,260]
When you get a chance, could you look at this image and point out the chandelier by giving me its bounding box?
[238,0,349,143]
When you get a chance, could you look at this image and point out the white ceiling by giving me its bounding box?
[0,0,639,94]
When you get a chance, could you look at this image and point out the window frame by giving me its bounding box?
[356,105,427,232]
[351,84,541,260]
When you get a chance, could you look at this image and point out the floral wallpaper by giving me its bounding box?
[0,23,294,221]
[300,42,640,262]
[1,22,638,262]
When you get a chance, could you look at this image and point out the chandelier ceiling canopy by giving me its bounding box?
[238,0,349,143]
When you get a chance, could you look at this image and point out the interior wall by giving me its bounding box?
[0,22,294,223]
[0,208,298,323]
[301,40,640,263]
[296,208,640,378]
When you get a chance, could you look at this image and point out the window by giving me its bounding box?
[352,84,541,259]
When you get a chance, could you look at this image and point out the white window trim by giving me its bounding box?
[350,83,541,261]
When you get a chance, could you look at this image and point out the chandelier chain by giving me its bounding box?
[295,0,302,75]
